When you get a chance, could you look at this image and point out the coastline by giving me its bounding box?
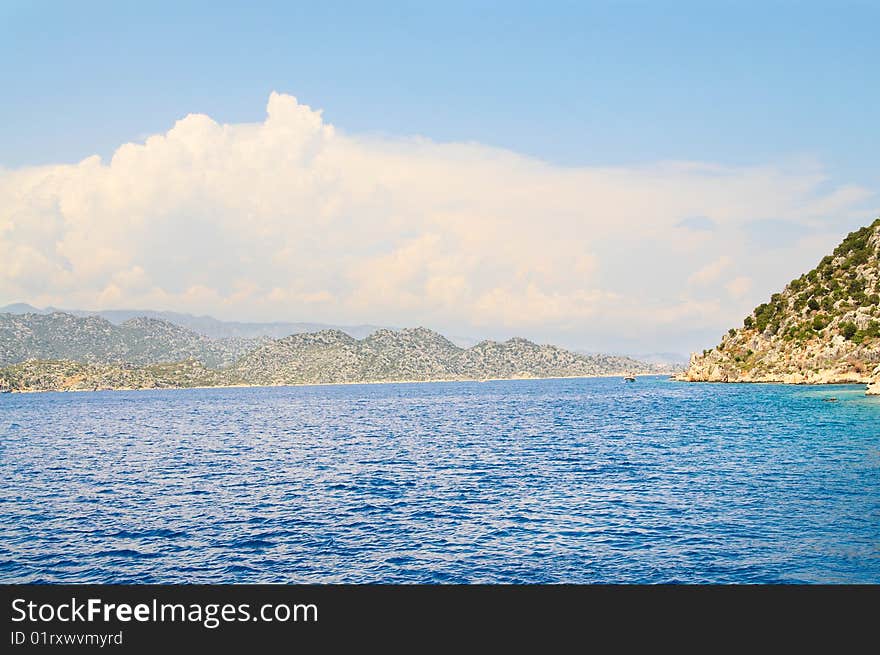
[1,371,668,395]
[672,377,875,386]
[671,372,878,395]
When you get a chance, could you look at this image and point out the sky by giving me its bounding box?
[1,1,878,354]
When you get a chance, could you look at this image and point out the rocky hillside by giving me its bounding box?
[231,330,365,385]
[0,313,659,392]
[231,327,653,386]
[0,303,390,340]
[0,312,263,368]
[679,217,880,391]
[0,359,229,392]
[459,338,645,380]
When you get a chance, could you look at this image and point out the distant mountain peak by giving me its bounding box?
[505,336,538,346]
[0,312,661,392]
[0,303,394,341]
[279,329,356,346]
[0,302,44,314]
[0,312,257,369]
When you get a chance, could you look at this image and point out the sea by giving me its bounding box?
[1,376,878,583]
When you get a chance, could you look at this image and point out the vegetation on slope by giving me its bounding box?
[231,327,653,386]
[0,312,263,368]
[682,218,880,383]
[0,359,231,392]
[0,325,658,392]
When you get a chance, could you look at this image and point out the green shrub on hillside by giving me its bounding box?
[811,314,830,331]
[840,321,858,340]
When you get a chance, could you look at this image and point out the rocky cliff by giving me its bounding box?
[679,218,880,391]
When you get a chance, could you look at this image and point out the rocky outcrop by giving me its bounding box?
[678,218,880,394]
[867,365,880,395]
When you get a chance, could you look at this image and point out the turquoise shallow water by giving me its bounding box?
[1,376,878,583]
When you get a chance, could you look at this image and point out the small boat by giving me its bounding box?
[623,374,636,382]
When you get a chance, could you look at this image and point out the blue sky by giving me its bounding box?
[1,1,878,353]
[3,1,878,183]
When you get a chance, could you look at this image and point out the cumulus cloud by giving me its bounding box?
[0,92,876,352]
[688,256,732,287]
[725,276,753,299]
[676,216,717,232]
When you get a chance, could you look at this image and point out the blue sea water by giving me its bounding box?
[1,376,878,584]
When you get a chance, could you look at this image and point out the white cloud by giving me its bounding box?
[688,256,732,287]
[725,276,753,299]
[0,92,876,352]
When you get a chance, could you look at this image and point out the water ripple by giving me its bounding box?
[1,377,878,583]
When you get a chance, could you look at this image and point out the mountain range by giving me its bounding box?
[0,312,262,368]
[231,327,652,386]
[0,303,391,341]
[0,311,661,392]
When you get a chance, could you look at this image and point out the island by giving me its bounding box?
[0,315,663,392]
[677,217,880,395]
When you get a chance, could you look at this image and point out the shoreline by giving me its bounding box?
[1,371,670,395]
[672,378,874,386]
[671,374,878,395]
